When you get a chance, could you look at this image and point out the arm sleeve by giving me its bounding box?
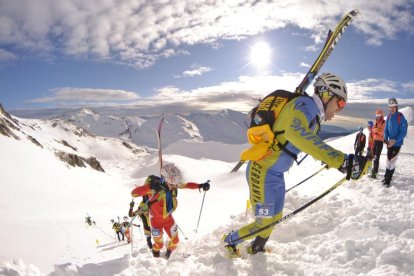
[131,185,150,197]
[178,182,200,189]
[384,119,389,141]
[282,108,346,169]
[362,134,366,148]
[379,121,385,135]
[396,115,408,144]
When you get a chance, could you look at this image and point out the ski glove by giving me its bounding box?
[199,181,210,191]
[338,154,371,180]
[149,179,167,192]
[129,200,135,208]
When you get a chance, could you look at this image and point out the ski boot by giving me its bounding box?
[224,244,241,258]
[382,169,393,188]
[165,249,172,260]
[247,236,269,255]
[152,249,160,258]
[222,234,241,258]
[146,237,153,249]
[368,171,376,179]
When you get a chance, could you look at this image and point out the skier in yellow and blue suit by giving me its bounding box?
[223,73,371,256]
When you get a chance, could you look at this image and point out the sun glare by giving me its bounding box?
[250,41,272,68]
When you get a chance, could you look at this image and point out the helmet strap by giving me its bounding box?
[319,94,335,111]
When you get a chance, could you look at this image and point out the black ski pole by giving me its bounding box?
[128,193,156,228]
[194,181,209,233]
[231,176,347,244]
[177,225,188,240]
[286,165,327,192]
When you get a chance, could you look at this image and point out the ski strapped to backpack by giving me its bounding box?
[156,116,165,171]
[230,9,359,173]
[295,9,360,94]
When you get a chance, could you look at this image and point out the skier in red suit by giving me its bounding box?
[131,162,210,259]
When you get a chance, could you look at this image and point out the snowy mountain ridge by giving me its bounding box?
[0,103,151,175]
[53,108,249,148]
[53,106,375,150]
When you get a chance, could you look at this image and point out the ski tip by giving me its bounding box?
[348,9,360,19]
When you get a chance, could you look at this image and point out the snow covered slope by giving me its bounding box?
[0,105,413,275]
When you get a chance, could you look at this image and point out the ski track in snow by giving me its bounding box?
[0,108,413,276]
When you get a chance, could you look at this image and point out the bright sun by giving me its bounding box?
[250,41,272,68]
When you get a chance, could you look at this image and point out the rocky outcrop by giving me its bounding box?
[55,151,105,172]
[0,103,20,139]
[85,157,105,172]
[122,141,148,154]
[51,120,94,138]
[56,152,86,168]
[27,135,43,148]
[60,140,77,151]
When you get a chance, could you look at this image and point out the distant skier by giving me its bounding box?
[131,162,210,259]
[129,198,153,249]
[383,98,408,187]
[111,219,124,242]
[370,109,385,179]
[85,215,95,226]
[121,216,131,243]
[223,73,370,257]
[354,126,366,156]
[366,121,374,159]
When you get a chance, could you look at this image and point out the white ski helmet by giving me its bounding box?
[388,97,398,107]
[160,162,183,185]
[314,73,348,101]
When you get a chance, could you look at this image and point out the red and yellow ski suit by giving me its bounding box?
[131,175,201,253]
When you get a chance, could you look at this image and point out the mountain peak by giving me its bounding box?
[0,102,20,139]
[0,103,13,120]
[78,107,99,116]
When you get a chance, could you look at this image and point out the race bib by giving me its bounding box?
[170,223,178,236]
[151,228,161,237]
[255,203,274,217]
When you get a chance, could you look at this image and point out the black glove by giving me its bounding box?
[339,154,371,180]
[321,161,329,169]
[129,200,135,208]
[150,179,167,192]
[199,181,210,191]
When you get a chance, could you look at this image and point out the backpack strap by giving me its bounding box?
[387,112,402,125]
[272,130,299,161]
[273,114,320,164]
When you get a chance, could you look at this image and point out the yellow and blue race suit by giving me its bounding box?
[225,93,347,245]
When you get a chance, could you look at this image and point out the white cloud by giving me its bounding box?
[175,65,212,78]
[25,73,414,113]
[0,48,17,61]
[29,87,140,103]
[0,0,412,67]
[130,74,414,113]
[128,73,304,112]
[300,62,310,68]
[402,81,414,91]
[347,78,414,102]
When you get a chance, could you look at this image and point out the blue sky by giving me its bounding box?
[1,0,413,114]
